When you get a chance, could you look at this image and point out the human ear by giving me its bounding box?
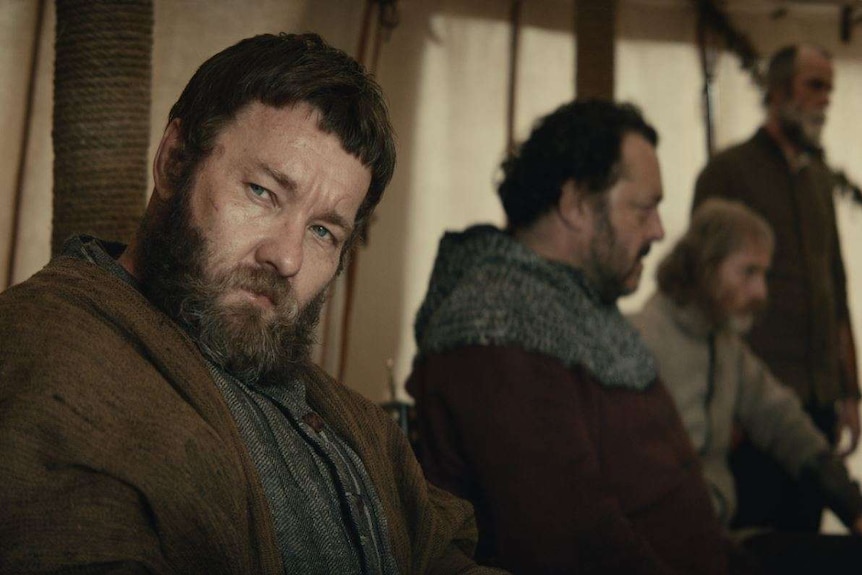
[153,119,183,200]
[557,179,593,231]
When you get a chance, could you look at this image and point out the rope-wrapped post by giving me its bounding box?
[52,0,153,254]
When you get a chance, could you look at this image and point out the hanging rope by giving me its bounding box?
[52,0,153,255]
[322,0,399,384]
[691,0,760,83]
[697,9,721,158]
[318,0,376,367]
[506,0,524,155]
[691,0,760,158]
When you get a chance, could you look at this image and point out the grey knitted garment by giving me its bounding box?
[208,365,399,575]
[415,225,656,390]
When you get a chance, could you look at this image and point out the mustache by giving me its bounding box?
[744,297,768,315]
[221,266,291,307]
[806,110,826,124]
[179,261,300,328]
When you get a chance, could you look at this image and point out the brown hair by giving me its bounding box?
[166,33,395,247]
[657,198,774,307]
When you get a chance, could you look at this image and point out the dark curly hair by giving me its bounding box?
[497,99,657,231]
[165,32,395,245]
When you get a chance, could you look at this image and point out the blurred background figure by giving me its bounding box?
[632,198,862,533]
[693,43,860,533]
[632,198,862,573]
[407,100,737,574]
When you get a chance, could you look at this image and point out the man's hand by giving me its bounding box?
[836,397,861,457]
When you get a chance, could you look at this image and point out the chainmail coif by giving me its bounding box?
[414,224,656,390]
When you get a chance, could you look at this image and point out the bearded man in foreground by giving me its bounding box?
[0,33,499,575]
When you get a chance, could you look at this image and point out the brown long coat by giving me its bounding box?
[0,256,490,574]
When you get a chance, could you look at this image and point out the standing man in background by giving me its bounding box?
[693,43,860,533]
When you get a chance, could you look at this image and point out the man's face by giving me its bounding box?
[777,47,833,150]
[584,133,665,303]
[710,239,772,333]
[139,101,371,381]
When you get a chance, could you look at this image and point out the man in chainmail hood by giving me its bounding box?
[407,100,738,574]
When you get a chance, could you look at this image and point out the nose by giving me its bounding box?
[255,223,304,278]
[752,275,768,302]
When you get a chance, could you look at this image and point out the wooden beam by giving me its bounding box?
[575,0,617,99]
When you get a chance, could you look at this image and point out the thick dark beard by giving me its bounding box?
[587,197,625,304]
[585,198,651,305]
[135,187,326,383]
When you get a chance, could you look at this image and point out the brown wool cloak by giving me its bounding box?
[0,256,491,574]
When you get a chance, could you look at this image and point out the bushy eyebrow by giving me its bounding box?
[318,210,354,238]
[257,162,354,237]
[260,164,298,193]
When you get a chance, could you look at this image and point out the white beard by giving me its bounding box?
[727,314,755,335]
[780,104,825,150]
[800,112,825,146]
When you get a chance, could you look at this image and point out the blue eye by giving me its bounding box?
[249,183,268,197]
[311,225,331,239]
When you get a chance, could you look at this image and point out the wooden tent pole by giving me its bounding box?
[5,0,47,289]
